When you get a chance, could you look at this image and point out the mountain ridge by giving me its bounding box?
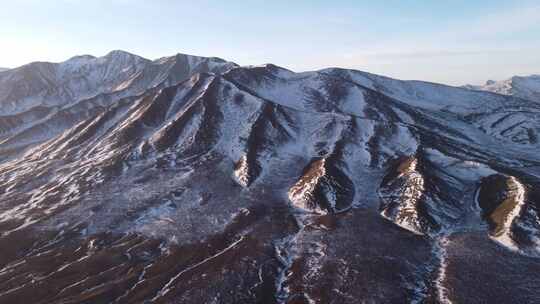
[464,74,540,103]
[0,51,238,161]
[0,51,539,303]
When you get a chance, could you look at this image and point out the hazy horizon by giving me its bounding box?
[1,0,539,85]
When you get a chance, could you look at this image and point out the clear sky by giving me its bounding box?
[1,0,539,85]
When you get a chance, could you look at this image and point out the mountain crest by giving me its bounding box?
[0,50,539,303]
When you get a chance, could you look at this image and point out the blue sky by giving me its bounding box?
[1,0,539,85]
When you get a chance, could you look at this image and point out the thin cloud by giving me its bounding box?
[460,4,540,37]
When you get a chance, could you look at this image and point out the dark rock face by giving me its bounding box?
[0,53,540,303]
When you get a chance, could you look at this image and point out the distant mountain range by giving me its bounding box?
[464,75,540,103]
[0,51,539,303]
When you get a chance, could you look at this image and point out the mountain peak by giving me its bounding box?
[67,54,97,61]
[105,49,139,58]
[101,50,148,65]
[62,54,97,67]
[170,52,237,66]
[0,50,237,118]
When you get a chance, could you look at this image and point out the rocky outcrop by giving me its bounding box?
[288,144,355,214]
[379,156,439,235]
[477,174,527,250]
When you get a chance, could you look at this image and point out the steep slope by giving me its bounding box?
[464,75,540,103]
[0,55,539,303]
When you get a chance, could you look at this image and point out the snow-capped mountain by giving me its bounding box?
[0,52,539,303]
[464,75,540,103]
[0,50,237,161]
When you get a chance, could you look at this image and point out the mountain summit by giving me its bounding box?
[0,51,539,303]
